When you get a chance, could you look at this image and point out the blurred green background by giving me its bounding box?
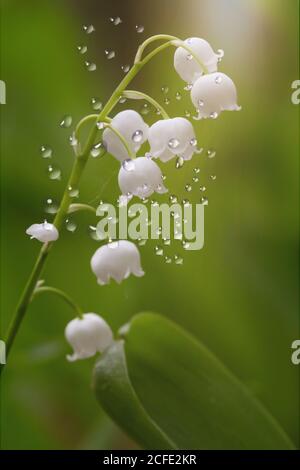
[0,0,299,450]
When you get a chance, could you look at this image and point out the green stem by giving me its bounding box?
[33,286,83,318]
[103,123,135,159]
[122,90,170,119]
[1,35,185,375]
[68,203,96,214]
[75,114,98,141]
[134,34,179,63]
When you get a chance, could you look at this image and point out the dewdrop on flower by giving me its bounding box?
[91,240,144,285]
[149,118,197,162]
[191,72,241,119]
[118,156,168,199]
[26,221,59,242]
[102,110,149,161]
[65,313,113,362]
[174,37,219,84]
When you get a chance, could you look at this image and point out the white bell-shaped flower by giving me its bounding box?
[191,72,241,119]
[102,110,149,161]
[26,221,59,243]
[91,240,144,285]
[118,156,168,199]
[65,313,113,362]
[148,118,197,162]
[174,37,219,84]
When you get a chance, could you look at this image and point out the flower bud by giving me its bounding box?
[174,37,219,84]
[65,313,113,362]
[149,118,197,162]
[91,240,144,285]
[26,221,59,243]
[118,156,167,199]
[102,110,149,161]
[191,72,241,119]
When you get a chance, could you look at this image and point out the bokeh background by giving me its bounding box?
[0,0,299,450]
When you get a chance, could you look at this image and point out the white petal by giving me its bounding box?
[191,72,240,119]
[174,37,219,84]
[26,222,59,243]
[65,313,113,362]
[91,240,144,285]
[149,118,196,161]
[118,157,167,199]
[102,110,149,161]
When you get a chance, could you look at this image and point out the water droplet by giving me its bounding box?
[207,149,216,159]
[200,197,208,206]
[105,49,115,60]
[162,174,167,181]
[185,184,192,192]
[190,138,197,147]
[175,156,184,169]
[215,75,222,84]
[186,53,193,61]
[210,111,218,119]
[198,99,204,107]
[184,110,191,117]
[91,97,103,111]
[122,159,135,172]
[175,91,182,100]
[47,164,61,181]
[194,167,200,174]
[91,142,105,158]
[77,44,87,54]
[40,145,52,159]
[217,49,225,62]
[68,186,79,198]
[168,138,180,149]
[65,218,77,232]
[164,97,170,105]
[83,24,95,34]
[109,16,122,25]
[155,245,163,256]
[210,175,217,181]
[85,61,97,71]
[155,227,162,236]
[69,134,78,148]
[96,121,105,130]
[44,198,58,214]
[119,96,127,104]
[182,199,190,206]
[192,176,199,183]
[164,256,172,264]
[163,238,171,245]
[140,103,150,115]
[88,225,101,241]
[169,194,177,203]
[184,83,193,91]
[182,240,191,250]
[121,64,130,73]
[60,115,72,128]
[161,86,169,94]
[136,25,144,33]
[138,238,147,246]
[132,129,143,143]
[174,254,183,265]
[199,186,206,192]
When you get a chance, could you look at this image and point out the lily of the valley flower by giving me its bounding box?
[91,240,144,285]
[65,313,113,362]
[149,118,197,162]
[174,37,219,84]
[102,110,149,161]
[118,156,168,200]
[26,221,59,242]
[191,72,240,119]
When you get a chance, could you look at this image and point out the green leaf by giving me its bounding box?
[93,313,295,450]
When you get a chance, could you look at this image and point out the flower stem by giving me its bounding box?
[1,36,184,375]
[33,286,83,318]
[122,90,170,119]
[103,123,135,159]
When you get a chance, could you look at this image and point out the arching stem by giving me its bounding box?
[122,90,170,119]
[33,286,83,318]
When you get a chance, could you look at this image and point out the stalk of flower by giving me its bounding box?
[0,33,240,374]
